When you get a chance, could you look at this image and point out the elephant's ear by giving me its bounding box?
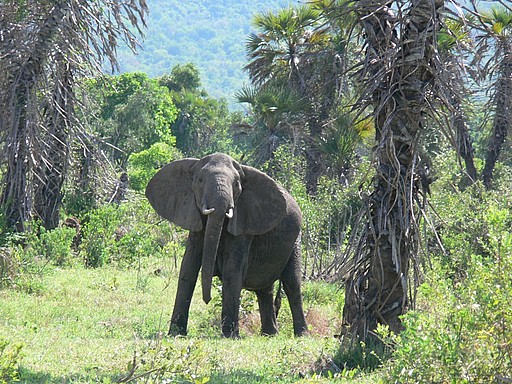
[145,158,203,232]
[228,165,287,236]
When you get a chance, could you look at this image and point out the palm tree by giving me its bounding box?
[245,6,327,89]
[437,19,478,183]
[236,84,307,165]
[0,0,147,231]
[244,5,341,194]
[342,0,444,338]
[317,110,373,184]
[471,6,512,188]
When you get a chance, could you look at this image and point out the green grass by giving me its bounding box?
[0,257,379,383]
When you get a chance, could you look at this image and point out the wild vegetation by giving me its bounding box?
[1,0,512,383]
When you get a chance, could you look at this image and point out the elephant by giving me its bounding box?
[145,153,308,338]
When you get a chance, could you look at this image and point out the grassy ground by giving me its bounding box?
[0,256,380,383]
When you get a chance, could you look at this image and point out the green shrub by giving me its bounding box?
[383,159,512,383]
[263,146,366,278]
[62,188,96,217]
[80,197,180,268]
[81,204,123,267]
[0,338,23,384]
[386,250,512,383]
[0,223,52,292]
[37,226,77,266]
[127,141,181,191]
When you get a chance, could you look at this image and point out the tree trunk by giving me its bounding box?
[343,0,443,338]
[0,88,31,232]
[34,57,74,229]
[0,2,67,231]
[451,90,478,183]
[482,46,512,189]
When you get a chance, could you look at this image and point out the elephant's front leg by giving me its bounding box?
[220,235,251,338]
[169,231,203,336]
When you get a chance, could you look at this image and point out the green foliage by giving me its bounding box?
[0,222,70,292]
[87,72,178,166]
[264,146,366,277]
[0,338,23,384]
[236,84,306,164]
[80,198,178,268]
[80,205,122,267]
[384,249,512,383]
[318,111,373,179]
[62,187,96,218]
[334,335,390,376]
[168,87,238,157]
[381,158,512,383]
[159,63,202,92]
[127,141,182,191]
[34,226,77,267]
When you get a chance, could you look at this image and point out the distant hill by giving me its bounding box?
[117,0,293,107]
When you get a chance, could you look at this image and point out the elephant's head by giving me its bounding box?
[145,153,287,304]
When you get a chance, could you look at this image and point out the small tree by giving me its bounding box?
[127,141,182,192]
[89,73,178,167]
[244,5,344,194]
[0,0,148,231]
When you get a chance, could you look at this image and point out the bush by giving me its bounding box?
[383,159,512,383]
[263,146,366,278]
[80,197,181,268]
[80,204,123,267]
[386,249,512,383]
[37,226,77,266]
[0,222,61,292]
[127,141,182,192]
[0,339,23,384]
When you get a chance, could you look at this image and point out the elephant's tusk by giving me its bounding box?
[226,207,234,219]
[201,204,215,215]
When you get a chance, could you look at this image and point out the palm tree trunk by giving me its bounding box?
[451,90,478,183]
[343,0,443,338]
[482,45,512,189]
[0,2,67,231]
[34,56,73,229]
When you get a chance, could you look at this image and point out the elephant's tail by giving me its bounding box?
[274,280,283,318]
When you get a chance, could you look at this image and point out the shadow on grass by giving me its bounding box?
[18,368,300,384]
[209,369,300,384]
[17,367,124,384]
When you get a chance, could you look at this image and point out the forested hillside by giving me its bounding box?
[117,0,292,103]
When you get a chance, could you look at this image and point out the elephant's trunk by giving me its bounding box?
[201,213,224,304]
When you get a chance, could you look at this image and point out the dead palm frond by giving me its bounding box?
[0,0,148,231]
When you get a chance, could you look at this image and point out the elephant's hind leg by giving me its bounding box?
[281,245,308,336]
[256,286,278,336]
